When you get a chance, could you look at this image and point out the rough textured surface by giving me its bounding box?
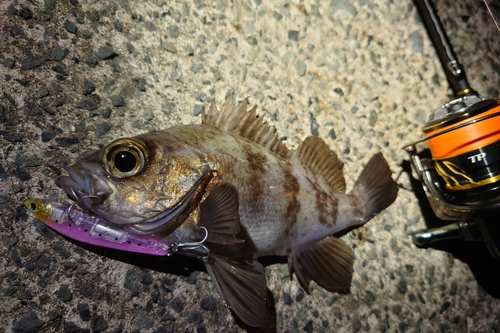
[1,0,500,332]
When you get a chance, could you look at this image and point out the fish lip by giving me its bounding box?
[56,162,113,211]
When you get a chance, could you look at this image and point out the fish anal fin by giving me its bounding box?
[201,94,289,158]
[289,236,353,293]
[203,255,267,327]
[199,183,244,245]
[292,136,346,193]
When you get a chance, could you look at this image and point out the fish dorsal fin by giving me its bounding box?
[292,136,346,192]
[288,236,353,293]
[202,94,290,158]
[199,183,244,245]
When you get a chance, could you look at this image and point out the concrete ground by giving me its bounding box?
[1,0,500,332]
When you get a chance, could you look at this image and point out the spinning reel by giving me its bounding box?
[406,0,500,261]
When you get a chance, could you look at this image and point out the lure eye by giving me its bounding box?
[103,138,149,178]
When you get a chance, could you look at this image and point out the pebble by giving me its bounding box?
[140,272,154,285]
[96,46,118,60]
[44,0,56,11]
[83,79,95,95]
[132,313,154,329]
[192,104,203,116]
[46,46,69,61]
[303,320,313,333]
[76,303,90,321]
[41,131,56,142]
[170,297,183,312]
[96,122,111,137]
[145,22,157,31]
[296,60,306,76]
[24,258,37,271]
[19,7,33,19]
[7,4,19,16]
[36,87,50,98]
[64,20,77,34]
[15,166,31,181]
[4,58,16,68]
[110,95,125,107]
[282,291,293,305]
[168,25,179,38]
[82,54,98,68]
[52,65,68,76]
[90,314,108,333]
[425,264,435,285]
[57,284,73,302]
[288,30,299,41]
[4,134,22,142]
[190,63,204,73]
[187,311,203,324]
[114,21,123,32]
[124,269,141,293]
[330,0,357,17]
[82,30,91,38]
[12,311,44,333]
[409,31,423,54]
[308,112,318,135]
[397,278,408,294]
[55,137,79,147]
[102,108,111,118]
[64,321,90,333]
[200,295,215,311]
[151,290,160,304]
[20,57,42,70]
[160,312,175,322]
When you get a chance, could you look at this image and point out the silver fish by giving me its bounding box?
[53,95,398,327]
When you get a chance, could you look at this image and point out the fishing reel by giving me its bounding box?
[406,0,500,262]
[406,93,500,261]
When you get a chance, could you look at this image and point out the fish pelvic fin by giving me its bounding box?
[288,236,353,293]
[351,153,398,221]
[198,183,245,245]
[291,136,346,193]
[202,94,290,158]
[203,255,268,327]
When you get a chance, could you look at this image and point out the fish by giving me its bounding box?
[28,95,398,327]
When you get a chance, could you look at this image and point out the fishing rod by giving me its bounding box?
[406,0,500,261]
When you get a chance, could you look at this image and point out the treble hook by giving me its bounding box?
[169,226,210,258]
[67,193,102,223]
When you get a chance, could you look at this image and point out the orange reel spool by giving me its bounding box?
[423,100,500,191]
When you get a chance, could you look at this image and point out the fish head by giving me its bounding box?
[56,130,211,230]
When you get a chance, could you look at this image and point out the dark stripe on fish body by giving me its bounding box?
[243,147,267,215]
[282,167,301,227]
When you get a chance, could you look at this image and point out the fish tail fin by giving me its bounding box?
[351,153,398,221]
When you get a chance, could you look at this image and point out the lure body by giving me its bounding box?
[25,199,170,256]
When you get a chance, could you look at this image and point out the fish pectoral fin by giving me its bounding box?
[202,254,267,327]
[289,236,353,293]
[199,183,244,245]
[291,136,346,193]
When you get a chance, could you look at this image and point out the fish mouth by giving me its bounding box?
[57,163,210,235]
[56,161,114,209]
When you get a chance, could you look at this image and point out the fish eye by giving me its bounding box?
[103,138,149,178]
